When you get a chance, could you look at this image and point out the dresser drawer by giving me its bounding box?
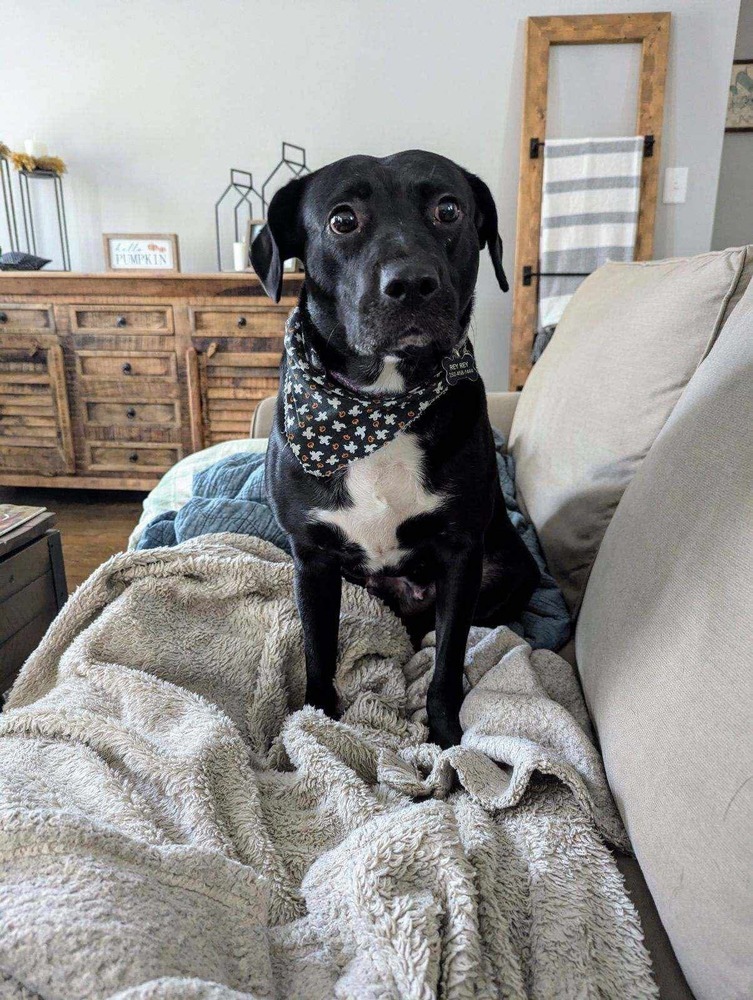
[70,305,173,334]
[85,442,181,472]
[0,304,54,331]
[84,399,180,427]
[190,304,292,336]
[76,351,177,380]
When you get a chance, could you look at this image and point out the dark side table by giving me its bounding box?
[0,512,68,701]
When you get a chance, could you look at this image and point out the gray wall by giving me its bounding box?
[0,0,741,389]
[713,0,753,251]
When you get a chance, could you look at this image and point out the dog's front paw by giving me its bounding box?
[428,719,463,749]
[305,681,339,720]
[426,692,463,749]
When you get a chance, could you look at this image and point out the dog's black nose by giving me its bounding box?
[380,263,440,304]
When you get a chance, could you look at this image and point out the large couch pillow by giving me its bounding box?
[575,281,753,1000]
[509,246,753,611]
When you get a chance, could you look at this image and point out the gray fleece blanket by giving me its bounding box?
[0,534,655,999]
[137,433,571,652]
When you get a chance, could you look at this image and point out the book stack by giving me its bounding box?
[0,505,49,539]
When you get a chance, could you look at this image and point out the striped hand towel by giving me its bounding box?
[538,136,644,331]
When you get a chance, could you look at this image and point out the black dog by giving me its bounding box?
[252,150,539,748]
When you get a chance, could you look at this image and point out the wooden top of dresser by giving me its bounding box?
[0,272,304,298]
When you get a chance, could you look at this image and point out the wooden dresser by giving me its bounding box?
[0,272,302,490]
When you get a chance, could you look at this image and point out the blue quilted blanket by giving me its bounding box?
[137,433,571,651]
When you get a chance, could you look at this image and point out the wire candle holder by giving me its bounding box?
[17,169,71,270]
[0,156,20,253]
[261,142,310,216]
[214,168,262,272]
[213,144,311,271]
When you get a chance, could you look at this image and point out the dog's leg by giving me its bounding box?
[427,538,484,748]
[475,480,540,626]
[292,546,342,718]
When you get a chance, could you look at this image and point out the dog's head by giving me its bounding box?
[251,150,508,361]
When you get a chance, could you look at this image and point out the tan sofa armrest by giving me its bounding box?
[251,390,522,441]
[486,391,521,441]
[250,395,277,438]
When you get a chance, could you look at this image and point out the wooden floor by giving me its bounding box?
[0,487,147,592]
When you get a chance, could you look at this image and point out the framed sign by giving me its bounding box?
[726,60,753,132]
[103,233,181,272]
[244,218,266,270]
[245,218,303,273]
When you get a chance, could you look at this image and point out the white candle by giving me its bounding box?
[233,241,247,272]
[23,139,47,157]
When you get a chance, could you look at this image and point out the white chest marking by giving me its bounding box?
[311,433,444,572]
[362,356,405,393]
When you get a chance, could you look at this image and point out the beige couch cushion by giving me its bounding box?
[576,282,753,1000]
[510,246,753,612]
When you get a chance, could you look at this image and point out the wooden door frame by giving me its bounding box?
[509,12,671,390]
[185,347,206,452]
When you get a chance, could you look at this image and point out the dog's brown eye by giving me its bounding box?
[434,197,461,224]
[329,206,359,234]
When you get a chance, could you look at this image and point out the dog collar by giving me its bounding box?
[282,308,477,478]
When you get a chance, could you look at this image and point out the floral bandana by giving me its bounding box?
[283,307,477,477]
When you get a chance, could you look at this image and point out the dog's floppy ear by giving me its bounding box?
[251,174,309,302]
[461,169,509,293]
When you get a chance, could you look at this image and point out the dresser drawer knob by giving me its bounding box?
[128,452,139,463]
[116,316,127,328]
[0,312,7,324]
[122,362,133,374]
[237,316,247,328]
[126,407,137,419]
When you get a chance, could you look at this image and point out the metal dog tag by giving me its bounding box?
[442,350,479,385]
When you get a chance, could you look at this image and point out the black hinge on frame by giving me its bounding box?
[530,134,655,159]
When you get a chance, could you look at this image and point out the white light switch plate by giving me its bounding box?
[663,167,689,204]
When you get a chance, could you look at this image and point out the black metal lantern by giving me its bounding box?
[214,168,261,272]
[0,154,20,253]
[261,142,310,216]
[17,169,71,270]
